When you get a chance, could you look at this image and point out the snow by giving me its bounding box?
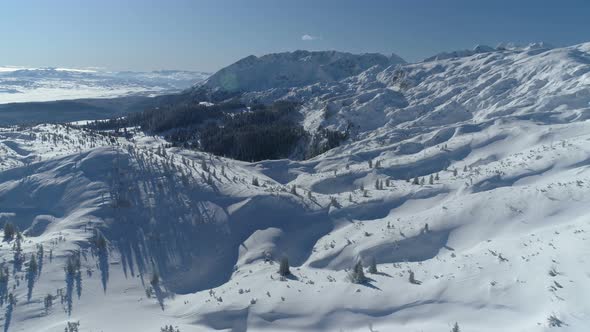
[1,42,590,331]
[0,68,210,104]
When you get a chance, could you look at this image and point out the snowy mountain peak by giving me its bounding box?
[496,41,555,51]
[203,50,406,92]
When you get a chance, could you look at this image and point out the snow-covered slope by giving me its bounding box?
[2,42,590,332]
[0,67,210,104]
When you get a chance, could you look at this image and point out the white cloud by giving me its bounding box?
[301,34,320,41]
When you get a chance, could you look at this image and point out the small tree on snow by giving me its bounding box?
[429,174,434,185]
[28,255,38,276]
[368,257,377,274]
[451,322,460,332]
[64,321,80,332]
[349,261,366,284]
[278,256,290,276]
[329,197,340,208]
[251,177,259,186]
[44,294,54,314]
[409,270,421,284]
[453,168,458,176]
[3,222,15,241]
[412,176,419,185]
[151,272,160,287]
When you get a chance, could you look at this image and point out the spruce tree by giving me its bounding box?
[28,255,38,276]
[278,256,290,276]
[349,261,366,284]
[368,257,377,274]
[44,294,54,314]
[3,222,15,241]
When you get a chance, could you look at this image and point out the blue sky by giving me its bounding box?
[1,0,589,72]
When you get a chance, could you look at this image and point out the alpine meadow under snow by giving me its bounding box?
[1,42,590,331]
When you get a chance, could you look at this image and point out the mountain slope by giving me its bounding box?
[1,42,590,331]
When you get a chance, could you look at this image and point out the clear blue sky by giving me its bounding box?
[1,0,589,72]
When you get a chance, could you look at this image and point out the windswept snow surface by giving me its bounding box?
[1,43,590,331]
[0,67,210,104]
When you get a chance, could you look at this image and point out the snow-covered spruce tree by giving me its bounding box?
[368,257,377,274]
[453,168,458,176]
[375,179,380,190]
[429,174,434,185]
[349,261,366,284]
[409,270,421,284]
[368,160,373,168]
[151,272,160,287]
[420,177,425,185]
[278,256,290,276]
[3,222,15,241]
[43,294,53,314]
[412,176,419,185]
[330,196,340,208]
[251,177,259,186]
[435,173,440,181]
[27,255,38,301]
[95,232,107,251]
[64,321,80,332]
[451,322,460,332]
